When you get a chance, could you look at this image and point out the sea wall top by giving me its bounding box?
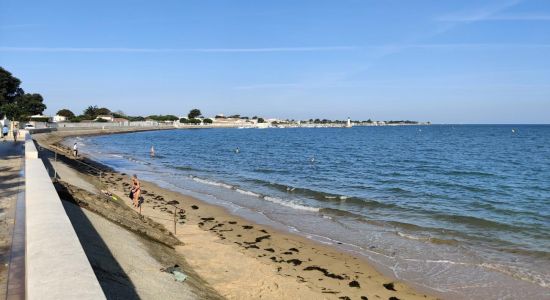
[25,136,105,299]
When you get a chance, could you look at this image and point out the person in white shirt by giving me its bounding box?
[73,142,78,157]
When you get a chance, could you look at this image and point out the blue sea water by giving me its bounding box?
[73,125,550,299]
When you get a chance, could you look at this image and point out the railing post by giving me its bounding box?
[54,151,57,180]
[173,207,177,234]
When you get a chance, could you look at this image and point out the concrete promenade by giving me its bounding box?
[0,139,24,299]
[24,135,105,299]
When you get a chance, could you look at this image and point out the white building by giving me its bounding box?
[96,115,114,122]
[53,115,67,122]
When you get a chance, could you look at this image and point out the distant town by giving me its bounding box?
[19,106,430,130]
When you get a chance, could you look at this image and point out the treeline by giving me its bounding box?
[0,67,47,121]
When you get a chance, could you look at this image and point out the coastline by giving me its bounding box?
[34,128,438,299]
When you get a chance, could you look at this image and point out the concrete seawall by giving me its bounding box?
[25,134,105,299]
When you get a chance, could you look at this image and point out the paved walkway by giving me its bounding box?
[0,140,24,299]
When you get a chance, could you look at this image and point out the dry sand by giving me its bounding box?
[35,129,439,300]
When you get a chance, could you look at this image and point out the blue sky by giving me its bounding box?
[1,0,549,123]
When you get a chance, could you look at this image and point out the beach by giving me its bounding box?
[33,128,437,299]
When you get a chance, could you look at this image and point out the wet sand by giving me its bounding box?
[34,129,439,300]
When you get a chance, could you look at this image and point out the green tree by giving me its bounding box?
[0,67,24,107]
[257,118,265,123]
[0,67,46,120]
[179,118,189,123]
[96,107,111,115]
[84,105,99,119]
[57,109,75,118]
[188,108,202,119]
[203,118,213,124]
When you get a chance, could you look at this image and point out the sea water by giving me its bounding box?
[72,125,550,299]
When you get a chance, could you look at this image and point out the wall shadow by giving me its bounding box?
[58,186,140,300]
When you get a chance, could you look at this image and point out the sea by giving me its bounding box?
[68,125,550,299]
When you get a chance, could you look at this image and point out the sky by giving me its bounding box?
[1,0,549,123]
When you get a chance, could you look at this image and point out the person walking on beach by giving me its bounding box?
[73,142,78,157]
[131,174,141,208]
[2,125,8,142]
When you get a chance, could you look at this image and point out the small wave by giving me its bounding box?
[189,176,319,212]
[446,170,496,177]
[397,232,459,246]
[263,196,319,212]
[190,176,235,190]
[235,188,262,198]
[174,165,197,172]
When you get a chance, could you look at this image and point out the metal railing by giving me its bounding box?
[41,143,185,234]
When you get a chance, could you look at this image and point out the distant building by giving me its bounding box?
[113,117,129,125]
[96,115,114,122]
[53,115,67,122]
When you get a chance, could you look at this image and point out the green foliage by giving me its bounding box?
[179,118,189,123]
[0,67,24,106]
[96,107,111,115]
[128,116,145,121]
[188,118,201,124]
[31,116,50,122]
[57,109,75,118]
[203,118,213,124]
[0,67,47,120]
[95,118,108,122]
[257,118,265,123]
[148,115,179,121]
[188,109,202,119]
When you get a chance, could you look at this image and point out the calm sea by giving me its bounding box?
[72,125,550,299]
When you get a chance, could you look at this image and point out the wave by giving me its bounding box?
[263,196,319,212]
[244,178,400,210]
[190,176,235,190]
[189,176,319,212]
[396,232,459,246]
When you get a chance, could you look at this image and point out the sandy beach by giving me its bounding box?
[34,129,438,300]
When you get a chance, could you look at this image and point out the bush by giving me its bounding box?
[95,118,108,122]
[257,118,265,123]
[179,118,189,123]
[31,117,50,122]
[188,118,201,124]
[203,118,213,124]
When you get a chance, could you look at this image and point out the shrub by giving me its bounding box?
[95,118,108,122]
[179,118,189,123]
[203,118,213,124]
[188,118,201,124]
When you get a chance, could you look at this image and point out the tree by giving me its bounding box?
[188,109,201,119]
[57,109,75,118]
[0,67,46,120]
[84,105,99,119]
[203,118,213,124]
[257,118,265,123]
[0,67,24,107]
[179,118,189,124]
[96,107,111,115]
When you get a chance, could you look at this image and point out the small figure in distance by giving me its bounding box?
[235,147,240,154]
[73,142,78,157]
[150,145,155,157]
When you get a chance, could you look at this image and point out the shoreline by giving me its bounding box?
[34,128,439,299]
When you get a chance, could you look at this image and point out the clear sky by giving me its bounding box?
[1,0,549,123]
